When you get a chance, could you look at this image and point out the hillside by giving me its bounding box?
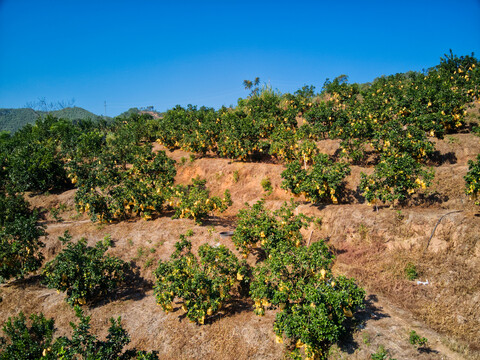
[0,107,108,133]
[0,108,41,133]
[0,133,478,359]
[0,52,479,360]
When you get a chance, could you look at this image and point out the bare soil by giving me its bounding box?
[1,132,480,359]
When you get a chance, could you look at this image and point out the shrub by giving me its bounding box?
[281,154,351,204]
[154,231,248,324]
[0,312,55,360]
[7,141,68,193]
[42,232,129,306]
[73,148,176,222]
[359,153,434,205]
[0,192,45,283]
[409,330,428,348]
[169,178,232,224]
[250,240,365,359]
[0,307,158,359]
[261,177,273,194]
[231,200,311,257]
[465,154,480,205]
[404,262,418,281]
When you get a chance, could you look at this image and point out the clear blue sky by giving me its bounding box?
[1,0,479,116]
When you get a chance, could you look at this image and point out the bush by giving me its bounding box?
[0,307,158,359]
[73,148,176,222]
[409,330,428,348]
[250,240,365,359]
[404,262,418,281]
[154,231,248,324]
[7,141,68,193]
[359,152,434,205]
[169,178,232,224]
[0,312,55,360]
[42,232,129,306]
[0,192,45,283]
[465,154,480,205]
[261,177,273,194]
[231,200,311,257]
[281,154,351,204]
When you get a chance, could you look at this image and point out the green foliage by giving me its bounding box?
[0,192,45,283]
[465,154,480,205]
[232,170,240,183]
[251,240,365,359]
[232,200,312,257]
[42,232,129,306]
[0,308,158,359]
[409,330,428,348]
[371,345,396,360]
[0,312,55,360]
[281,154,351,204]
[216,107,265,160]
[261,177,273,194]
[73,148,176,222]
[169,178,232,224]
[154,232,248,324]
[359,153,434,204]
[404,262,418,281]
[156,105,219,154]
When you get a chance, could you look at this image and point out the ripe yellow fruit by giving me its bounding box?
[320,268,326,279]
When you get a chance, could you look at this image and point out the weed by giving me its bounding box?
[149,248,156,254]
[180,157,187,165]
[233,170,240,183]
[446,135,459,144]
[95,223,106,230]
[69,213,82,220]
[261,177,273,194]
[134,246,146,261]
[371,345,396,360]
[207,226,216,238]
[362,332,371,346]
[49,207,63,222]
[404,262,418,280]
[144,258,154,269]
[395,210,404,222]
[358,223,369,241]
[189,154,196,162]
[127,238,133,246]
[409,330,428,348]
[58,203,68,212]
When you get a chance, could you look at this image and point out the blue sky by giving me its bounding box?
[1,0,479,116]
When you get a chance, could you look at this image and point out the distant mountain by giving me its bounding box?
[0,108,40,133]
[0,107,109,133]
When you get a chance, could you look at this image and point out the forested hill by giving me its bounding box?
[0,107,107,133]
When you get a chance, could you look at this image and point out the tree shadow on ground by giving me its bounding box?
[200,215,237,228]
[337,294,390,355]
[406,192,449,207]
[171,296,253,325]
[90,263,152,308]
[427,151,457,166]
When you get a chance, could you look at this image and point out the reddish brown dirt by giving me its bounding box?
[1,133,480,359]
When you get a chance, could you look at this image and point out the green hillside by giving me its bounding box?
[0,108,41,133]
[0,107,109,133]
